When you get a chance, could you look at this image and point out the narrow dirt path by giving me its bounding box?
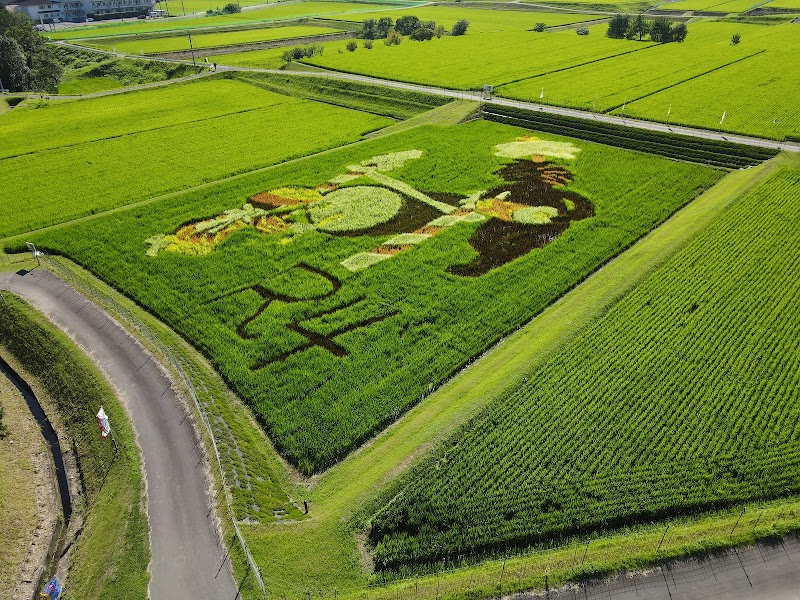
[0,270,238,600]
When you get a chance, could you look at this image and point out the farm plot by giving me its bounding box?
[0,78,391,237]
[46,1,399,40]
[497,21,763,112]
[80,24,344,55]
[0,78,273,159]
[656,0,764,11]
[762,0,800,7]
[618,22,800,139]
[25,119,722,474]
[218,25,650,89]
[322,6,596,32]
[368,156,800,571]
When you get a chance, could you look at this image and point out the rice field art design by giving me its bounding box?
[144,136,593,277]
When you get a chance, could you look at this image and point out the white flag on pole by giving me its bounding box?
[97,407,111,439]
[540,88,544,99]
[720,111,726,124]
[667,105,671,117]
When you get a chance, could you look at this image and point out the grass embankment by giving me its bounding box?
[51,45,197,95]
[0,374,46,598]
[0,294,149,599]
[229,71,451,119]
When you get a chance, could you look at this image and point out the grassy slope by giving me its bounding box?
[0,78,390,238]
[0,294,149,599]
[0,375,44,598]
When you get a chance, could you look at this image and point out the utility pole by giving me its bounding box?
[187,32,198,73]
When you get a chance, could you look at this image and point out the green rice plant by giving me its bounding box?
[0,78,390,237]
[310,186,403,232]
[367,160,800,570]
[24,120,723,474]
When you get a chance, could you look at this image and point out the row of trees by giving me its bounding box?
[360,16,469,42]
[607,14,688,42]
[0,11,62,92]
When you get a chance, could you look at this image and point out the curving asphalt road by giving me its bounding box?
[0,269,237,600]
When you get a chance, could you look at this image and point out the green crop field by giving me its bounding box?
[23,119,722,473]
[217,24,651,88]
[497,21,761,111]
[46,1,405,39]
[763,0,800,7]
[322,5,596,32]
[618,21,800,139]
[367,154,800,571]
[80,24,343,54]
[0,77,390,237]
[656,0,764,11]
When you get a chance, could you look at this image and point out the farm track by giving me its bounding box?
[0,269,238,600]
[31,42,800,154]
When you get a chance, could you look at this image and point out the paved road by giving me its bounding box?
[534,535,800,600]
[0,269,237,600]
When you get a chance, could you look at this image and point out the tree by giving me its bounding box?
[451,19,469,36]
[410,27,434,41]
[395,15,420,35]
[672,22,688,42]
[364,39,373,49]
[346,40,357,51]
[29,46,62,93]
[377,17,393,38]
[607,14,629,38]
[576,26,590,35]
[384,29,402,45]
[533,22,547,32]
[362,18,377,39]
[627,14,650,41]
[0,36,28,92]
[650,17,673,42]
[434,24,446,38]
[221,2,240,12]
[731,32,741,45]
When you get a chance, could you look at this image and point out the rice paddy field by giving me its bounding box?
[23,118,723,473]
[210,15,800,139]
[219,24,649,88]
[368,153,800,571]
[617,21,800,139]
[497,20,761,111]
[81,24,344,54]
[4,1,800,597]
[321,5,597,31]
[46,1,407,39]
[655,0,767,12]
[0,78,391,237]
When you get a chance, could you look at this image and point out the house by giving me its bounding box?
[8,0,155,23]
